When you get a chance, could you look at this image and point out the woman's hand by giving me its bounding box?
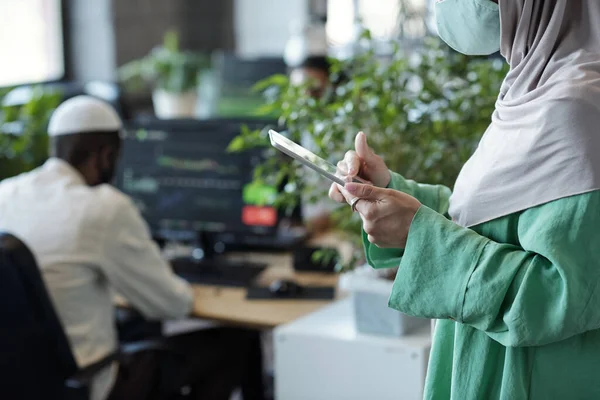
[340,182,421,248]
[329,132,391,204]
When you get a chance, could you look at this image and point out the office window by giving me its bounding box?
[327,0,357,48]
[0,0,64,87]
[327,0,430,52]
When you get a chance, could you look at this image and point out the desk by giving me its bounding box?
[117,235,347,329]
[190,251,339,329]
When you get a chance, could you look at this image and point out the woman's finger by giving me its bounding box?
[336,160,349,175]
[355,132,375,161]
[344,151,361,176]
[367,234,378,246]
[345,182,380,201]
[338,185,356,204]
[367,235,390,248]
[329,183,346,203]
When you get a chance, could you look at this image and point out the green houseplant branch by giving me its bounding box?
[118,30,209,94]
[229,33,509,271]
[0,86,62,180]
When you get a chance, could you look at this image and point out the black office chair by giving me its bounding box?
[0,233,175,400]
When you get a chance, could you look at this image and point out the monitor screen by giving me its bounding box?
[0,0,64,86]
[115,119,280,240]
[213,53,287,117]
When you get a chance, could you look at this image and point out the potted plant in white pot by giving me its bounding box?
[118,30,209,119]
[229,32,508,336]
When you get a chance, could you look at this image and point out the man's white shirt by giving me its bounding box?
[0,158,193,399]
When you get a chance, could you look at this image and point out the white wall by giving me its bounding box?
[234,0,307,57]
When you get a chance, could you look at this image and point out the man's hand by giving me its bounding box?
[329,132,391,203]
[340,182,421,249]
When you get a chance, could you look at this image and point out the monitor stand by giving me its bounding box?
[191,231,224,262]
[170,231,267,287]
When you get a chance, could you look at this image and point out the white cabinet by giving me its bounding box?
[274,298,431,400]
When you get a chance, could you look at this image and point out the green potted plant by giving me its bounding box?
[118,30,209,119]
[0,86,62,180]
[230,33,508,335]
[230,33,508,266]
[230,33,508,336]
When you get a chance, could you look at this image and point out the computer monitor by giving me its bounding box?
[212,52,287,117]
[114,118,297,252]
[214,53,287,88]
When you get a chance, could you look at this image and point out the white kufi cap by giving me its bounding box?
[48,95,122,136]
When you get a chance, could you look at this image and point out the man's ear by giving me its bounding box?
[99,146,118,168]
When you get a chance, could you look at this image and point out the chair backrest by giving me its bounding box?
[0,233,78,399]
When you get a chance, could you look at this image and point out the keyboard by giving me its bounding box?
[171,258,267,287]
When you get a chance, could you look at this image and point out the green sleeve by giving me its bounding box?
[387,172,452,215]
[363,172,452,269]
[389,192,600,347]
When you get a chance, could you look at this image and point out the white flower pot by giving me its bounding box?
[152,89,198,119]
[339,265,430,337]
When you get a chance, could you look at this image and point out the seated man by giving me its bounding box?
[0,96,264,400]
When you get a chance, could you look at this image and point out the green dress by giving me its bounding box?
[364,172,600,400]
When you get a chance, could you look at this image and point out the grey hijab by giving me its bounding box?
[449,0,600,227]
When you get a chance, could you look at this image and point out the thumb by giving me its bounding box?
[345,182,381,200]
[355,131,375,161]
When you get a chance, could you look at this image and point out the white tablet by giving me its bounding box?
[269,129,365,186]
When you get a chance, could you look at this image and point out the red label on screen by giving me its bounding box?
[242,206,277,227]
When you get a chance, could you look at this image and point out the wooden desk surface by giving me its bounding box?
[116,235,348,329]
[191,251,340,329]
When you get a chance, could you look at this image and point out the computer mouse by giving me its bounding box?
[269,279,303,297]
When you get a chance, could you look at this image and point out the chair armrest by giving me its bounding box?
[115,305,163,342]
[65,339,172,389]
[120,339,171,355]
[65,352,119,389]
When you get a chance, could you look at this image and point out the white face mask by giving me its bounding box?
[435,0,501,56]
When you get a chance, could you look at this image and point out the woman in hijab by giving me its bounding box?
[330,0,600,398]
